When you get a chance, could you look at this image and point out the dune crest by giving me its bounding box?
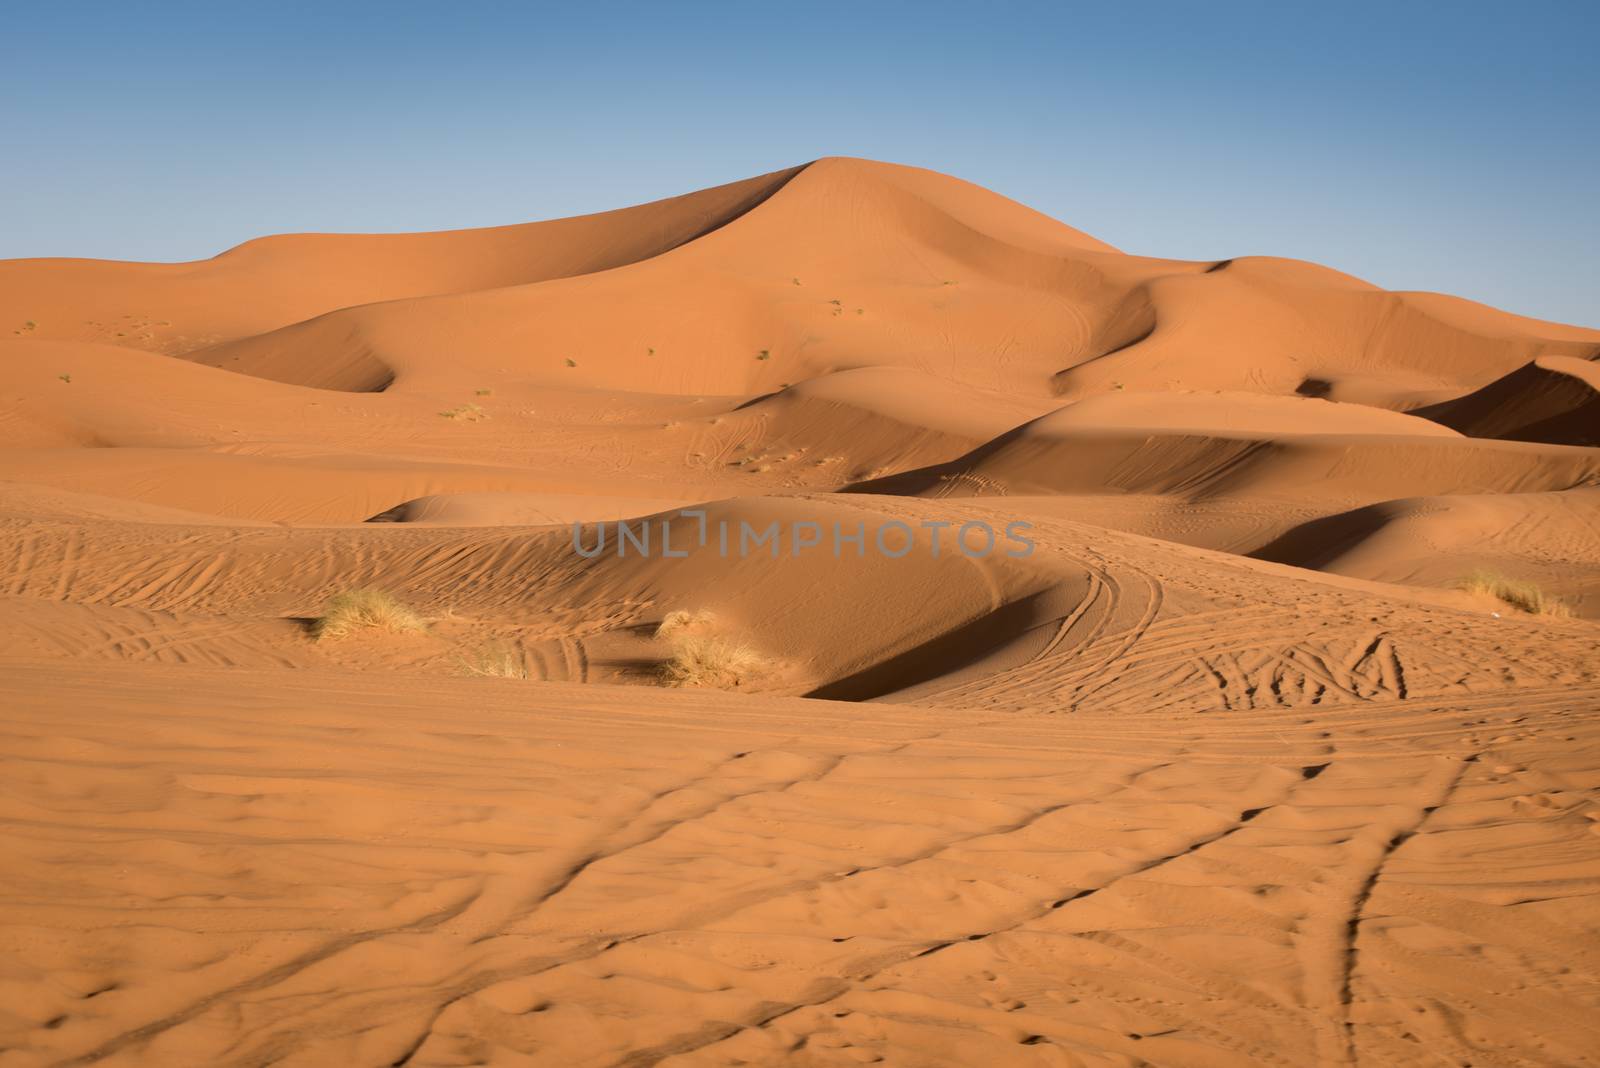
[1414,353,1600,445]
[3,158,1599,1067]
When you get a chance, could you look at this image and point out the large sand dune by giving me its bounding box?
[2,157,1598,1066]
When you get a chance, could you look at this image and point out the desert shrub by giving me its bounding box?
[658,635,766,688]
[655,609,716,640]
[1459,570,1572,617]
[311,589,428,640]
[461,645,530,678]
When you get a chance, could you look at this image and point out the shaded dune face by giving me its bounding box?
[1412,353,1600,445]
[3,157,1600,1068]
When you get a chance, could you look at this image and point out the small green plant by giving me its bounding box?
[58,373,71,384]
[311,589,428,641]
[1459,570,1572,617]
[565,358,577,367]
[755,350,771,361]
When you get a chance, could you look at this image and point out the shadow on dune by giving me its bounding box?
[1247,504,1391,570]
[805,592,1049,702]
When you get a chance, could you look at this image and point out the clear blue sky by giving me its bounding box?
[4,1,1596,326]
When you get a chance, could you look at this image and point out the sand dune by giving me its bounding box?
[1253,488,1600,615]
[36,158,1579,405]
[367,492,698,527]
[2,158,1598,1066]
[0,167,802,369]
[6,657,1599,1065]
[855,421,1599,505]
[1415,353,1600,445]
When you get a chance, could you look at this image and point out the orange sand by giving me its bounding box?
[2,158,1598,1066]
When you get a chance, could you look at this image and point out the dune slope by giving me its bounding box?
[1414,353,1600,446]
[2,157,1598,1067]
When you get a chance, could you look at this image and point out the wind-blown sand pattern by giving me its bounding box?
[2,158,1597,1066]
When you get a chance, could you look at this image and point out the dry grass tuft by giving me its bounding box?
[311,589,428,641]
[439,403,488,421]
[659,636,766,689]
[655,609,715,640]
[460,645,530,679]
[1459,570,1573,617]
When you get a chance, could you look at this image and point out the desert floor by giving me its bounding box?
[2,158,1598,1066]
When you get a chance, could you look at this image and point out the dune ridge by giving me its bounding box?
[1414,353,1600,445]
[2,157,1598,1066]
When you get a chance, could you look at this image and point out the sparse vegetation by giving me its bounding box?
[647,347,655,356]
[655,608,715,640]
[439,403,488,421]
[1459,570,1573,617]
[565,358,577,367]
[311,589,428,641]
[460,644,529,678]
[474,388,492,396]
[58,373,71,384]
[792,277,802,285]
[654,610,768,688]
[755,349,771,361]
[659,635,766,689]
